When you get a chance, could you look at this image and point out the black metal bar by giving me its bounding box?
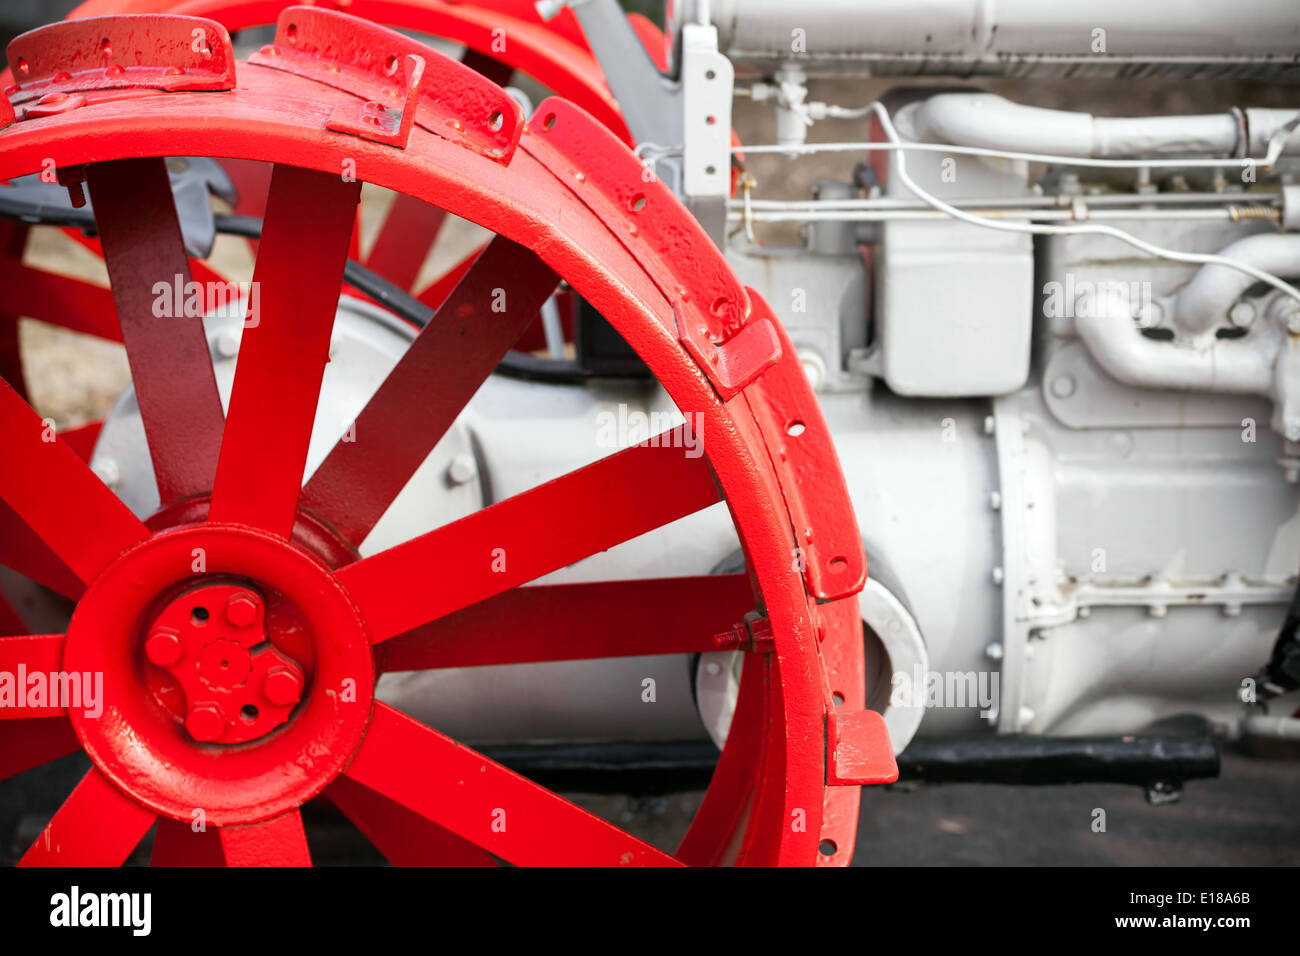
[895,734,1220,787]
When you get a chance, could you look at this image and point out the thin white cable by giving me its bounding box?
[732,108,1300,172]
[832,102,1300,307]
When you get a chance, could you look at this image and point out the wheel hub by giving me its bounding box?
[143,582,306,744]
[63,524,375,826]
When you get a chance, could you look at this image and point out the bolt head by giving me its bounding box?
[91,458,121,488]
[145,629,184,667]
[185,703,226,742]
[446,454,478,486]
[263,666,303,706]
[213,331,239,359]
[225,592,259,628]
[1227,300,1257,328]
[1050,375,1076,399]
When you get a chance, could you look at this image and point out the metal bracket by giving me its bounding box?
[714,613,775,652]
[5,14,236,107]
[827,709,899,786]
[249,6,522,159]
[555,1,734,242]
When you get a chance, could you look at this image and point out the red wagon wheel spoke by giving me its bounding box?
[344,703,679,866]
[379,573,754,671]
[327,774,501,866]
[337,428,721,644]
[0,634,67,720]
[19,767,158,866]
[0,219,30,396]
[416,244,483,309]
[69,229,238,299]
[0,716,81,783]
[87,157,227,505]
[0,379,149,584]
[208,165,361,538]
[0,590,25,635]
[150,817,225,867]
[301,236,557,546]
[363,193,448,295]
[217,809,312,866]
[2,263,121,342]
[0,501,86,600]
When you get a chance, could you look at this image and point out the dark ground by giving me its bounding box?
[5,745,1297,866]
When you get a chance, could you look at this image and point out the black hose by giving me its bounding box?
[213,213,590,382]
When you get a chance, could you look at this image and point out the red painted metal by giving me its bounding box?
[344,703,679,866]
[364,191,446,292]
[5,15,235,106]
[379,573,755,671]
[327,774,501,866]
[62,523,374,828]
[62,0,637,144]
[251,7,522,160]
[218,808,312,865]
[415,243,482,308]
[208,164,360,539]
[0,592,26,636]
[0,717,82,783]
[0,377,149,584]
[0,501,88,600]
[0,7,882,866]
[57,419,104,463]
[151,817,225,865]
[828,709,898,786]
[88,157,226,504]
[336,429,722,643]
[524,97,769,399]
[143,583,305,743]
[0,263,120,342]
[0,634,66,720]
[0,221,30,398]
[301,235,557,545]
[19,767,157,866]
[742,296,868,601]
[676,651,765,866]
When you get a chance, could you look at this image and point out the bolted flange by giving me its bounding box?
[142,582,307,744]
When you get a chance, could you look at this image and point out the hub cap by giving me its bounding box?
[64,524,374,826]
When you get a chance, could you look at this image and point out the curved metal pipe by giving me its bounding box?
[680,0,1300,77]
[1074,290,1279,394]
[1174,234,1300,339]
[905,94,1300,160]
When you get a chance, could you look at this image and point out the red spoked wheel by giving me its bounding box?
[0,8,895,866]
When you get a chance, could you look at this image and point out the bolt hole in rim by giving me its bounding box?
[0,7,882,866]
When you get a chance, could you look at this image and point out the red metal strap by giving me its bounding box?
[5,14,235,105]
[523,96,781,399]
[743,290,867,600]
[249,6,522,159]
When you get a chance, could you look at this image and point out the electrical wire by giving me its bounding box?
[730,101,1300,308]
